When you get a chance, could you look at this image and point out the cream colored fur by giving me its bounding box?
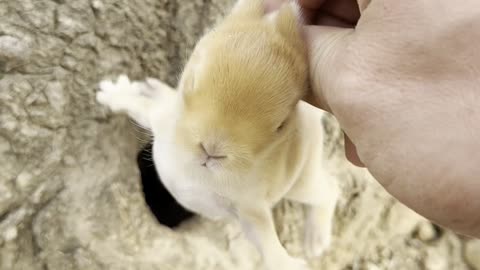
[96,1,339,269]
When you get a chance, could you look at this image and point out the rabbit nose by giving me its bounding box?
[200,143,227,160]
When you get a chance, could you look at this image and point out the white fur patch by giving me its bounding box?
[266,12,277,23]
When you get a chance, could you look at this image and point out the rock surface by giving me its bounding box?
[0,0,474,269]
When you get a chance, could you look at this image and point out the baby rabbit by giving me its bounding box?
[96,0,339,269]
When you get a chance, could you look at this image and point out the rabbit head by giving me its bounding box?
[173,1,308,173]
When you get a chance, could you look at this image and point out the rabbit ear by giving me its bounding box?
[229,0,264,19]
[178,67,195,105]
[271,3,301,43]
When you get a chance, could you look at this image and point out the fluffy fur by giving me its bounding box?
[96,1,339,269]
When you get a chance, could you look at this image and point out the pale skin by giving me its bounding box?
[266,0,480,238]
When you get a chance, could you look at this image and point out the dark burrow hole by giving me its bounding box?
[137,143,194,228]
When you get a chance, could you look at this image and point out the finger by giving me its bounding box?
[297,0,328,9]
[344,133,365,167]
[320,0,360,25]
[298,6,319,24]
[296,0,328,23]
[314,11,355,27]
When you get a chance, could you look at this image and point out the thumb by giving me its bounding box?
[303,25,352,113]
[302,26,365,167]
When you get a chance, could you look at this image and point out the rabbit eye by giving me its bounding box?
[276,119,287,132]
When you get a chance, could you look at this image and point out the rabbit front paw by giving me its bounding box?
[304,222,331,258]
[96,75,143,113]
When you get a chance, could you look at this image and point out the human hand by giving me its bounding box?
[265,0,480,237]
